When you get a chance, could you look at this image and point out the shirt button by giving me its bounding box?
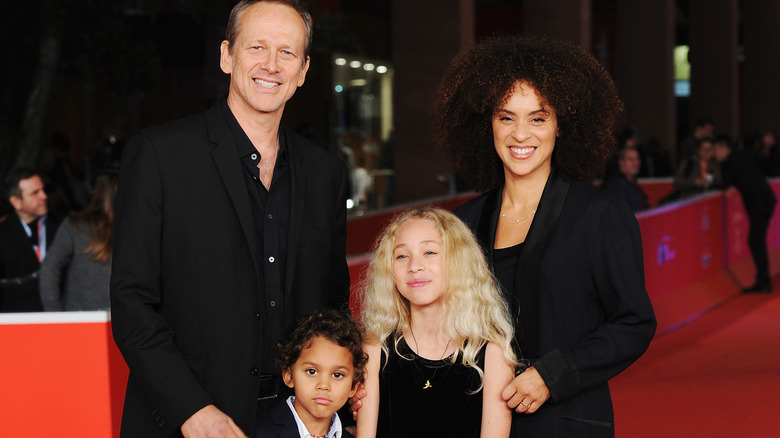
[255,312,261,320]
[268,256,275,263]
[251,367,259,376]
[270,301,276,307]
[267,214,273,220]
[251,153,258,160]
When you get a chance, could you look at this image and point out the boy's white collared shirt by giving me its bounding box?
[286,396,343,438]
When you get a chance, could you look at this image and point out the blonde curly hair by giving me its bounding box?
[358,207,516,384]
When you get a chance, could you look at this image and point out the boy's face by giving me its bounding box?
[283,336,358,431]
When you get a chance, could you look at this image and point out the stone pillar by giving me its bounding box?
[523,0,591,48]
[689,0,739,138]
[615,0,677,163]
[392,0,474,203]
[741,0,780,134]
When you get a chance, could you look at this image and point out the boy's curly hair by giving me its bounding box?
[434,35,624,191]
[276,308,368,387]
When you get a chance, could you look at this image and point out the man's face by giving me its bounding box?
[619,149,641,178]
[10,175,48,223]
[220,2,310,121]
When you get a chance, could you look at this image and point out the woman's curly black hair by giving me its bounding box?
[434,35,624,191]
[276,307,368,387]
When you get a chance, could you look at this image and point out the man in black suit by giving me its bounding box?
[110,1,350,437]
[1,168,59,312]
[603,145,649,212]
[714,135,777,293]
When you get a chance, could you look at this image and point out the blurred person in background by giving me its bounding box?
[672,137,721,200]
[746,128,780,177]
[0,168,61,312]
[603,145,649,212]
[714,135,777,293]
[678,117,714,164]
[39,170,118,311]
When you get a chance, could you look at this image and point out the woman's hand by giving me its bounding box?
[500,366,551,414]
[348,382,367,420]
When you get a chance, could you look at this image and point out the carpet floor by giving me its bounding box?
[611,291,780,437]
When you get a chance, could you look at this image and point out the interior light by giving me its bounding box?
[335,57,347,66]
[376,65,388,74]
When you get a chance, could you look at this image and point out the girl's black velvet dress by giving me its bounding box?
[377,336,486,437]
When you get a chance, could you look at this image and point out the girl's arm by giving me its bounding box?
[355,342,382,438]
[480,342,514,438]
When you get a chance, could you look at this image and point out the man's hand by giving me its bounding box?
[500,367,551,414]
[181,404,247,438]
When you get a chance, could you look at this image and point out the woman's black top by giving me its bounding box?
[494,241,540,359]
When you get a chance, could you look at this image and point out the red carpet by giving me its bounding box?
[611,290,780,437]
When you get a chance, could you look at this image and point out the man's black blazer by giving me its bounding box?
[0,213,60,312]
[110,103,350,437]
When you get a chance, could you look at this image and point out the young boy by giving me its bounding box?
[254,308,367,438]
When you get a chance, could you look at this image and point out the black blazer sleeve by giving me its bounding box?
[534,191,656,401]
[111,130,214,434]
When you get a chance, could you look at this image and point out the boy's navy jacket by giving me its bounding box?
[253,399,354,438]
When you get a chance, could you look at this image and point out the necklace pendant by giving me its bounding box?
[423,380,432,389]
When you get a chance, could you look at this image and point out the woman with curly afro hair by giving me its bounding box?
[436,35,657,437]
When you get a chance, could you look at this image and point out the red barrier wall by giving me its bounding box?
[0,312,126,437]
[637,193,737,332]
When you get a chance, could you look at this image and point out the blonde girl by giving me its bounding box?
[356,207,516,438]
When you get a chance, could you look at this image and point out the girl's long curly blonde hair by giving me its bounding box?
[358,207,516,384]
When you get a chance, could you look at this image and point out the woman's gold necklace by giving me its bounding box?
[500,209,536,224]
[409,328,451,389]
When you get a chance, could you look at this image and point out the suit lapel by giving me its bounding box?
[513,169,569,353]
[206,105,261,274]
[272,400,303,438]
[517,169,569,279]
[476,189,501,263]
